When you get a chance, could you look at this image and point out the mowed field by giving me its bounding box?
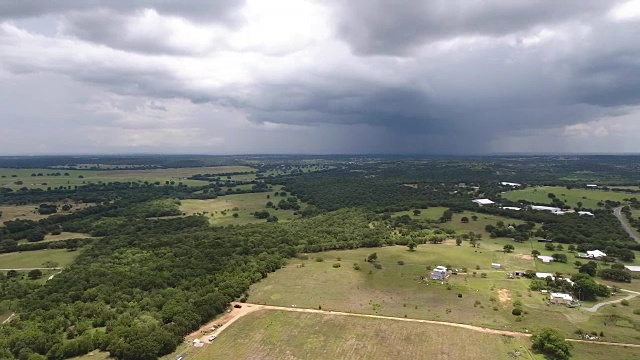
[188,309,534,360]
[0,249,79,269]
[501,186,631,208]
[0,166,256,190]
[180,187,304,226]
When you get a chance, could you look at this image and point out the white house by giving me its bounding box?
[578,211,595,216]
[502,206,522,211]
[492,263,501,269]
[550,293,574,305]
[472,198,495,206]
[529,205,562,212]
[537,255,554,263]
[587,250,607,259]
[536,272,555,279]
[624,266,640,274]
[586,184,598,188]
[430,266,448,281]
[500,182,522,187]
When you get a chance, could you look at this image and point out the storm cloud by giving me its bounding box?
[1,0,640,154]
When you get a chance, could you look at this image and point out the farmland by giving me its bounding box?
[501,186,632,209]
[0,166,256,190]
[188,309,534,360]
[0,203,95,224]
[0,249,79,269]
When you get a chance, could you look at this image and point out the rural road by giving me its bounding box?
[0,267,64,271]
[1,313,15,325]
[191,302,640,349]
[582,289,640,312]
[613,206,640,244]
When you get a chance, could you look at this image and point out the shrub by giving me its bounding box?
[315,257,324,262]
[621,299,629,306]
[332,263,341,268]
[480,273,487,278]
[633,309,640,315]
[512,308,522,316]
[353,264,361,270]
[373,263,383,269]
[397,260,405,265]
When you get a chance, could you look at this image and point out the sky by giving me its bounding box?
[1,0,640,155]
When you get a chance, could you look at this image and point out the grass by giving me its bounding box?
[187,309,534,360]
[501,186,631,209]
[180,186,304,226]
[0,249,80,269]
[0,166,256,190]
[248,245,640,344]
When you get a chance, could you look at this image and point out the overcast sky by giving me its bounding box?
[1,0,640,155]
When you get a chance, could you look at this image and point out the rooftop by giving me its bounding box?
[472,198,495,205]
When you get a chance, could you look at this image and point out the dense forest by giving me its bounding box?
[1,155,640,359]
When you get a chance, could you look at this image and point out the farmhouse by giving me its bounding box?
[528,205,565,215]
[491,263,501,269]
[623,266,640,274]
[537,255,554,263]
[472,198,495,206]
[550,293,574,305]
[536,272,555,279]
[430,266,448,281]
[502,206,522,211]
[578,211,595,216]
[500,182,521,187]
[586,250,607,259]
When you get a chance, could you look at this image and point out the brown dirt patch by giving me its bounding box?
[498,289,511,305]
[516,254,534,260]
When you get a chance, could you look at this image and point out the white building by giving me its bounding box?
[492,263,501,269]
[550,293,574,305]
[500,182,522,187]
[502,206,522,211]
[624,266,640,273]
[578,211,595,216]
[537,255,554,263]
[586,184,598,188]
[430,266,448,280]
[472,198,495,206]
[587,250,607,259]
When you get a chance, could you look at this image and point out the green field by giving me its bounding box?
[0,249,79,269]
[180,187,304,226]
[0,166,256,190]
[0,203,95,224]
[248,245,640,344]
[188,309,534,360]
[501,186,631,209]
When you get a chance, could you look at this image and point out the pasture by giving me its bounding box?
[0,202,95,224]
[187,309,534,360]
[501,186,631,209]
[0,166,256,190]
[180,188,304,226]
[0,249,79,269]
[248,245,640,344]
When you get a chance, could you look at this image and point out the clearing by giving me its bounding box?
[180,187,304,226]
[0,249,80,269]
[0,202,95,223]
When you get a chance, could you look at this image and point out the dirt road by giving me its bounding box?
[613,206,640,244]
[583,289,640,312]
[194,302,640,348]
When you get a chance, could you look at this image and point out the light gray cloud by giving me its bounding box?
[0,0,640,155]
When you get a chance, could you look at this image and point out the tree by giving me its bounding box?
[567,244,576,252]
[232,213,239,218]
[531,328,572,360]
[28,269,42,280]
[367,252,378,262]
[413,209,421,216]
[545,243,555,251]
[599,269,631,282]
[555,244,564,251]
[574,261,582,268]
[552,253,567,263]
[455,238,462,246]
[471,215,478,221]
[7,270,18,278]
[531,249,540,257]
[461,216,469,223]
[407,240,417,251]
[579,261,598,277]
[572,273,610,300]
[503,244,515,253]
